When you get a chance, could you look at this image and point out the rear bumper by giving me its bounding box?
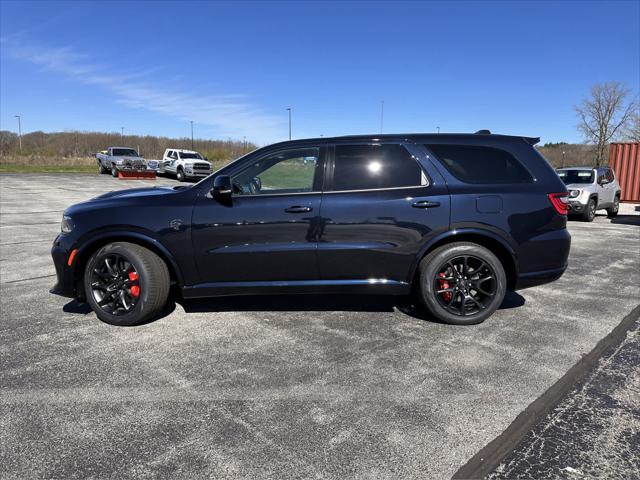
[515,228,571,290]
[515,264,567,289]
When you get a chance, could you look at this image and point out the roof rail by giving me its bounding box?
[474,129,491,135]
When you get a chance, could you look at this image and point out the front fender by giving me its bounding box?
[74,229,184,286]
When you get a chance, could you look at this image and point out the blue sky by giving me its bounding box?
[1,0,638,145]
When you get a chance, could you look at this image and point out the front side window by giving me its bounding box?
[332,144,424,191]
[232,147,319,195]
[427,144,533,184]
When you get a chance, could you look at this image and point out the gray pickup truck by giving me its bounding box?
[96,147,149,177]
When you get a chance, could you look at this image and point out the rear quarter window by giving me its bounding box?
[426,144,533,184]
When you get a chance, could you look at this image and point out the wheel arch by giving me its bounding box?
[409,229,519,290]
[73,231,183,297]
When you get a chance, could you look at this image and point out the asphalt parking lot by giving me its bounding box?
[1,173,639,479]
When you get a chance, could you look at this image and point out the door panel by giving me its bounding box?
[316,143,450,282]
[191,145,325,284]
[317,187,450,281]
[191,194,321,283]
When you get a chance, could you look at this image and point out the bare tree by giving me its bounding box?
[574,81,636,166]
[623,106,640,142]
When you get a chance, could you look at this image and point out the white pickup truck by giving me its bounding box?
[96,147,150,177]
[159,148,212,181]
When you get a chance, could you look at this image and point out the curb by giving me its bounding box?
[453,303,640,480]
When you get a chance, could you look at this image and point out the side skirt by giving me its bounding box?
[181,279,411,299]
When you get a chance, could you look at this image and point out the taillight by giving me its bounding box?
[548,192,569,215]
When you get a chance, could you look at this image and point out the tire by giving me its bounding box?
[607,195,620,217]
[417,242,506,325]
[581,198,596,222]
[111,166,119,178]
[98,162,108,174]
[176,168,185,182]
[84,242,170,326]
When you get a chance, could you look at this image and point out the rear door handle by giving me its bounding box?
[285,206,313,213]
[412,200,440,209]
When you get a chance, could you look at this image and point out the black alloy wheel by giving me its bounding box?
[418,242,506,325]
[89,253,141,316]
[433,255,497,317]
[84,242,170,326]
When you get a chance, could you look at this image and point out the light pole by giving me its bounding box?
[286,107,291,140]
[562,151,566,168]
[437,126,440,134]
[380,100,384,134]
[121,127,124,137]
[190,121,194,150]
[14,115,22,153]
[243,136,247,151]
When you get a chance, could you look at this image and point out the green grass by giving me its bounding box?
[0,164,98,173]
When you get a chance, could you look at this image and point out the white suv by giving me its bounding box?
[557,166,621,221]
[160,149,212,181]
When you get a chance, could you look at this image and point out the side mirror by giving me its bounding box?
[599,177,609,186]
[212,175,232,199]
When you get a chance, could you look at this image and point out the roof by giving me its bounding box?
[264,131,540,148]
[165,148,200,153]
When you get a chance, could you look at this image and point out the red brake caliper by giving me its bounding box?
[128,271,140,297]
[438,272,452,302]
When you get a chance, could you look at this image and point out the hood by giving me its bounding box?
[563,183,593,191]
[63,185,193,217]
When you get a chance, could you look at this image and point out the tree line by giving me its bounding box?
[0,130,256,164]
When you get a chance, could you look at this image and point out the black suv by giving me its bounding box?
[51,131,571,326]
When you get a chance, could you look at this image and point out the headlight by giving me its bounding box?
[61,215,74,233]
[568,189,580,198]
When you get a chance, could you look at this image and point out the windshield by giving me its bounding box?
[179,152,203,160]
[112,148,139,157]
[557,169,594,184]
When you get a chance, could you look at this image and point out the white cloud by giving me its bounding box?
[1,38,284,144]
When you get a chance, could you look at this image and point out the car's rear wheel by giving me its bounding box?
[418,242,506,325]
[98,162,108,174]
[581,198,596,222]
[84,242,170,326]
[607,195,619,217]
[176,168,185,182]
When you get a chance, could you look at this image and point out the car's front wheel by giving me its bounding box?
[581,198,596,222]
[418,242,506,325]
[176,168,185,182]
[607,195,620,217]
[111,166,119,177]
[84,242,170,326]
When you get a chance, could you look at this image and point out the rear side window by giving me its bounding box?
[426,144,533,184]
[332,144,424,191]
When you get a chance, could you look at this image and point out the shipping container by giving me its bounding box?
[609,142,640,203]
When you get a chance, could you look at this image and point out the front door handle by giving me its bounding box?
[412,200,440,209]
[285,206,313,213]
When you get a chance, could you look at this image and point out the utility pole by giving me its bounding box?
[14,115,22,153]
[121,127,124,137]
[437,126,440,134]
[562,150,566,168]
[286,107,292,140]
[190,120,194,150]
[243,136,247,151]
[380,101,384,134]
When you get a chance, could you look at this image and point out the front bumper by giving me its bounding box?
[185,170,211,178]
[50,236,78,298]
[567,201,586,213]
